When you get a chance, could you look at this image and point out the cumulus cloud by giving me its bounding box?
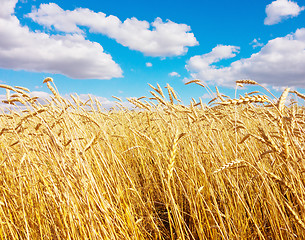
[30,91,51,99]
[186,28,305,88]
[169,72,181,77]
[264,0,304,25]
[186,45,240,85]
[146,62,152,67]
[0,0,17,19]
[250,38,264,48]
[201,93,213,99]
[0,0,122,79]
[27,3,198,57]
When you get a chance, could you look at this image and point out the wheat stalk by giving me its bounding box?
[284,201,305,230]
[264,170,304,207]
[46,82,59,99]
[6,89,10,101]
[215,86,225,102]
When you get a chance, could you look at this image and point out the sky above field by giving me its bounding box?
[0,0,305,106]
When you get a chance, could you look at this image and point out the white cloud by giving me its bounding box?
[264,0,305,25]
[169,72,180,77]
[0,0,17,19]
[27,3,198,57]
[0,0,122,79]
[272,85,293,92]
[146,62,152,67]
[250,38,264,48]
[182,77,192,83]
[186,28,305,88]
[186,45,240,85]
[30,91,51,99]
[201,93,212,99]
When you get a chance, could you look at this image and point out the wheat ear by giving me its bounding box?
[112,96,122,102]
[236,79,258,85]
[277,88,290,112]
[165,84,174,104]
[167,132,186,180]
[43,77,53,83]
[14,86,30,92]
[236,79,277,99]
[0,84,16,91]
[184,79,201,85]
[213,159,247,174]
[220,95,269,105]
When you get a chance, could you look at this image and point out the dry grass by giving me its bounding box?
[1,78,305,239]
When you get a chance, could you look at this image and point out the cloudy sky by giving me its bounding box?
[0,0,305,105]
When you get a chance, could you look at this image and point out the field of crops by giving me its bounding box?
[1,78,305,239]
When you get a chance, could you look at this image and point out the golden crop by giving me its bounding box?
[0,78,305,239]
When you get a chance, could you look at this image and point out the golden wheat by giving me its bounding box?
[112,96,122,102]
[277,88,290,112]
[184,79,201,85]
[220,95,269,105]
[213,159,247,174]
[284,201,305,230]
[0,79,305,239]
[0,84,16,91]
[43,77,53,83]
[236,79,258,85]
[14,86,30,92]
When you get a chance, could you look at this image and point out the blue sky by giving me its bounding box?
[1,0,305,106]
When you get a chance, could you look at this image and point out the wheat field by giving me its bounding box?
[0,78,305,239]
